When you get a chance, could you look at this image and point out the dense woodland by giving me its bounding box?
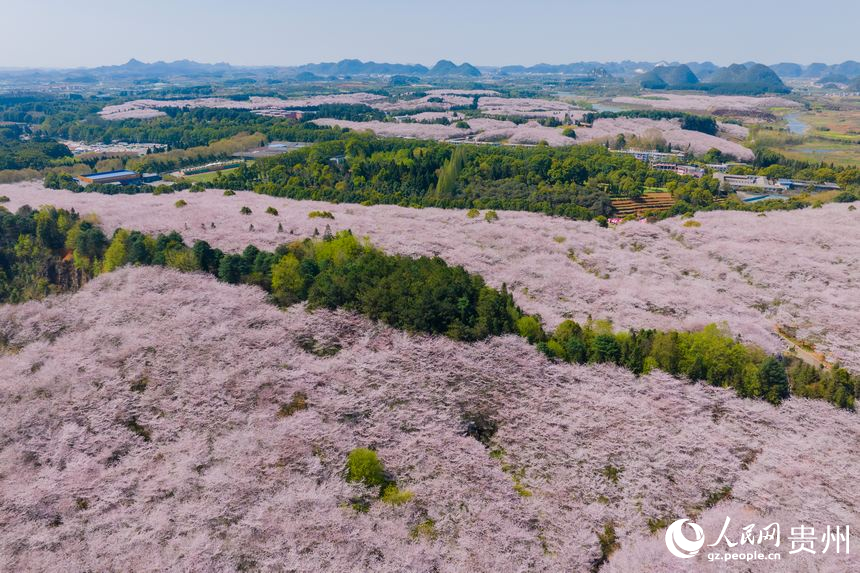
[213,134,726,219]
[1,204,856,410]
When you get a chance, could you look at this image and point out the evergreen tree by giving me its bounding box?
[759,357,790,405]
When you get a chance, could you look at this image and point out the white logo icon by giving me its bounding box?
[665,519,706,559]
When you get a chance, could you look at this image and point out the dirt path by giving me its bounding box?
[775,325,831,370]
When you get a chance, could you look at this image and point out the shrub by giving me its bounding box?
[174,200,187,208]
[278,391,308,417]
[345,448,389,488]
[484,210,498,222]
[165,250,200,272]
[461,412,498,446]
[380,484,413,506]
[124,417,151,442]
[409,519,438,540]
[596,523,620,567]
[0,196,9,203]
[595,215,608,228]
[517,315,545,344]
[240,206,252,215]
[562,126,577,139]
[683,220,701,228]
[467,208,480,219]
[309,210,334,219]
[130,377,148,393]
[223,190,236,196]
[601,464,623,484]
[266,206,279,216]
[294,334,341,357]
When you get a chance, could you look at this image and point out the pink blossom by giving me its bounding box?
[0,266,857,571]
[1,183,858,371]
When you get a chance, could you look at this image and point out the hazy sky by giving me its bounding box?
[2,0,857,68]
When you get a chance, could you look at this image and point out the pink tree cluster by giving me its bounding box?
[3,183,858,370]
[0,267,857,571]
[574,118,755,160]
[99,93,388,120]
[610,94,801,113]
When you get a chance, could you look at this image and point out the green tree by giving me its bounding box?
[516,315,545,343]
[271,253,305,305]
[102,229,130,273]
[591,334,621,364]
[759,357,790,405]
[345,448,389,488]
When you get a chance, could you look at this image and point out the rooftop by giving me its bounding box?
[80,170,139,180]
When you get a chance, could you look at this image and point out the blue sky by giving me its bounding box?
[2,0,857,68]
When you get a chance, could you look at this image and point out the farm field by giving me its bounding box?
[774,139,860,166]
[3,182,859,372]
[181,166,242,183]
[804,99,860,136]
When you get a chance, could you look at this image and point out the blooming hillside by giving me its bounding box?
[0,267,857,571]
[2,184,858,371]
[611,94,801,114]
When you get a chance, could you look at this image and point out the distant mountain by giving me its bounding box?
[833,60,860,78]
[428,60,481,77]
[295,59,429,77]
[388,75,421,86]
[771,62,804,78]
[703,63,788,94]
[769,61,860,80]
[92,58,233,76]
[498,61,649,76]
[637,63,788,95]
[708,63,777,84]
[817,73,849,85]
[806,63,829,77]
[639,64,699,89]
[293,71,324,82]
[685,61,719,80]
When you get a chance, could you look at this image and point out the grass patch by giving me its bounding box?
[380,484,414,506]
[601,464,623,484]
[278,391,308,417]
[295,334,341,357]
[183,166,240,183]
[124,417,151,442]
[130,377,148,393]
[592,523,620,572]
[409,519,438,541]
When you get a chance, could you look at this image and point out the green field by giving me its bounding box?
[776,140,860,166]
[181,164,248,183]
